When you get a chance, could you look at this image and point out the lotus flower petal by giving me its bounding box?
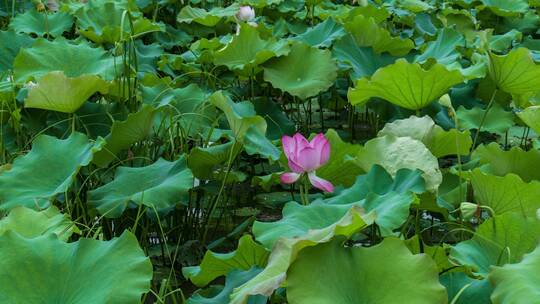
[281,172,301,184]
[308,172,334,193]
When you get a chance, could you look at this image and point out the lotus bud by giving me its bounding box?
[236,6,255,22]
[459,202,478,221]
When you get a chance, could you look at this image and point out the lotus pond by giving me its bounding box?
[2,0,540,303]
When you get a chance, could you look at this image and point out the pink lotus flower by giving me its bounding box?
[236,6,255,21]
[280,133,334,193]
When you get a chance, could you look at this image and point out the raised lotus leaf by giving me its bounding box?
[230,206,373,304]
[356,135,442,192]
[183,235,269,287]
[479,0,529,16]
[456,104,514,135]
[450,212,540,276]
[9,9,73,37]
[92,105,156,167]
[440,272,492,304]
[75,1,162,43]
[0,206,76,241]
[287,237,447,304]
[517,105,540,136]
[177,5,239,27]
[415,28,465,65]
[188,141,243,180]
[348,59,464,110]
[0,132,104,210]
[488,244,540,303]
[344,15,414,56]
[263,42,337,100]
[488,48,540,98]
[472,143,540,182]
[292,18,345,48]
[0,231,152,303]
[24,71,109,113]
[0,30,33,73]
[378,115,472,157]
[88,156,194,218]
[463,168,540,217]
[13,38,118,83]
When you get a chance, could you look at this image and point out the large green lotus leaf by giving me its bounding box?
[0,206,76,241]
[488,244,540,303]
[188,141,243,180]
[183,235,269,287]
[0,30,33,73]
[263,42,337,100]
[344,15,414,56]
[314,129,363,187]
[356,135,442,191]
[230,206,373,304]
[210,91,280,160]
[378,116,472,157]
[489,29,522,52]
[0,231,152,303]
[9,9,73,37]
[24,71,109,113]
[187,267,266,304]
[415,28,465,65]
[177,5,239,27]
[463,168,540,217]
[13,38,117,83]
[440,272,492,304]
[134,41,163,74]
[405,235,453,272]
[472,143,540,182]
[92,105,156,167]
[488,48,540,97]
[252,98,295,140]
[88,156,193,218]
[292,18,345,48]
[456,104,513,135]
[75,1,162,43]
[348,59,464,110]
[450,212,540,276]
[479,0,528,16]
[214,24,290,71]
[0,132,104,210]
[332,34,398,80]
[287,237,446,304]
[518,105,540,135]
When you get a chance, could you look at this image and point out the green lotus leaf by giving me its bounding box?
[0,30,33,72]
[134,41,164,73]
[230,206,373,304]
[92,105,156,167]
[292,18,345,48]
[210,91,280,160]
[88,156,193,218]
[488,48,540,97]
[347,5,390,23]
[75,1,162,43]
[456,104,513,135]
[488,244,540,303]
[405,235,453,272]
[489,29,522,52]
[356,135,442,191]
[13,38,118,83]
[188,141,243,180]
[440,272,492,304]
[518,105,540,135]
[0,132,104,210]
[24,71,109,113]
[214,24,289,71]
[177,5,239,27]
[252,98,295,140]
[263,42,337,100]
[348,59,464,110]
[0,206,76,241]
[472,143,540,182]
[183,235,269,287]
[314,129,363,187]
[286,238,447,304]
[187,267,266,304]
[450,212,540,276]
[378,115,472,157]
[479,0,528,16]
[9,9,73,37]
[415,28,465,65]
[344,15,414,56]
[463,168,540,217]
[0,231,152,303]
[332,34,398,80]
